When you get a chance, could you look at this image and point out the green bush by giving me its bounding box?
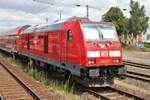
[144,42,150,48]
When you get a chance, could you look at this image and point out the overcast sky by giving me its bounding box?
[0,0,150,33]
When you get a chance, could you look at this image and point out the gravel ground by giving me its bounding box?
[123,78,150,91]
[123,51,150,65]
[114,80,150,99]
[78,92,99,100]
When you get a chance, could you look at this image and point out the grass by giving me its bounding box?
[122,46,150,52]
[122,46,142,51]
[48,80,75,99]
[144,42,150,48]
[1,55,78,100]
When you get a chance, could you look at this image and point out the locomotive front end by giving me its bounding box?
[79,22,126,86]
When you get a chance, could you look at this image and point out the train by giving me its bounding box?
[0,17,126,87]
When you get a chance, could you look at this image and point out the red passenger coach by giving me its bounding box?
[19,17,126,86]
[0,25,30,54]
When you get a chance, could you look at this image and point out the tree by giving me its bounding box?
[129,0,149,37]
[102,7,128,36]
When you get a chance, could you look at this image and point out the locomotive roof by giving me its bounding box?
[23,17,113,34]
[23,16,91,34]
[23,23,62,34]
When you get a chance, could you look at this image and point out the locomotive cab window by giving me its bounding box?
[67,30,73,41]
[82,23,118,42]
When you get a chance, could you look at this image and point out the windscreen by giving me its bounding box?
[82,23,118,42]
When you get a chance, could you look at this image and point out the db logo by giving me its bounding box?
[101,51,108,57]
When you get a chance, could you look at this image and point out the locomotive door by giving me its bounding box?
[60,30,73,62]
[44,35,48,53]
[60,30,67,62]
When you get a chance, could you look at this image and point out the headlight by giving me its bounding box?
[88,60,92,64]
[113,59,120,63]
[88,59,96,64]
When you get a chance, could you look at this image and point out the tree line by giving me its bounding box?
[102,0,149,46]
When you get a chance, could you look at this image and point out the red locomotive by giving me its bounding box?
[0,17,126,86]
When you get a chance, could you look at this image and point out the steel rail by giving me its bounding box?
[78,84,145,100]
[123,61,150,70]
[75,83,111,100]
[126,71,150,82]
[83,88,111,100]
[108,86,145,100]
[0,61,41,100]
[123,61,150,82]
[127,71,150,78]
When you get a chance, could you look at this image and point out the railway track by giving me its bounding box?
[123,61,150,70]
[75,61,150,100]
[0,61,40,100]
[124,60,150,82]
[126,71,150,82]
[0,55,148,100]
[80,85,146,100]
[0,57,66,100]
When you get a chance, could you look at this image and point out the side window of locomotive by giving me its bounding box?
[67,30,73,41]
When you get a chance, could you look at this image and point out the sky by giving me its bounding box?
[0,0,150,33]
